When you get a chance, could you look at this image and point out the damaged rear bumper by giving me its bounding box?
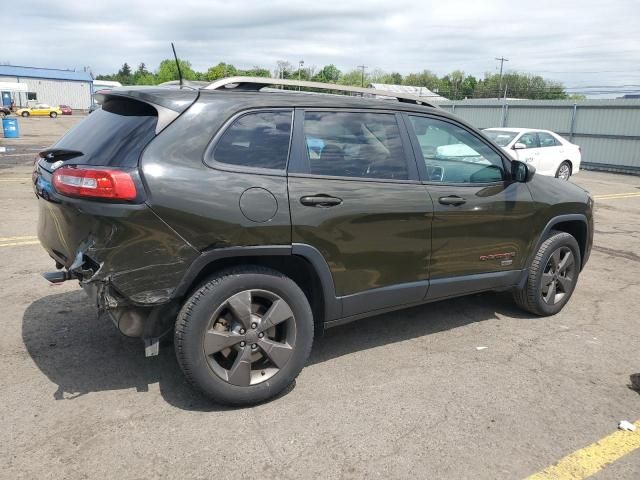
[37,193,199,340]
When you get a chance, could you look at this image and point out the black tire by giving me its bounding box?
[50,111,57,118]
[21,111,29,117]
[555,161,571,180]
[513,231,581,316]
[175,266,314,406]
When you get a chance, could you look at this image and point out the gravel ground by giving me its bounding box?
[1,127,639,478]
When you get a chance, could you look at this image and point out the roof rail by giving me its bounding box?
[202,76,437,107]
[158,79,208,90]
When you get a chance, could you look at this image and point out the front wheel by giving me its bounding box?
[513,231,581,316]
[175,266,314,406]
[21,111,29,117]
[49,112,57,118]
[556,161,571,180]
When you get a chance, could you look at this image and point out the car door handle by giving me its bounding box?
[300,195,343,207]
[438,195,466,206]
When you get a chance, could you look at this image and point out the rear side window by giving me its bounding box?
[303,111,408,180]
[518,132,539,148]
[538,132,560,147]
[212,111,292,170]
[53,98,158,167]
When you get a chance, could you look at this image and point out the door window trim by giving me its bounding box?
[203,108,294,177]
[403,112,514,186]
[287,107,421,183]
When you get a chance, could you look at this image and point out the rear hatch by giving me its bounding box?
[33,89,199,302]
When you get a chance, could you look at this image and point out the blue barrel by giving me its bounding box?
[2,117,20,138]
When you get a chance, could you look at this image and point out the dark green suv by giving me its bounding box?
[34,77,593,405]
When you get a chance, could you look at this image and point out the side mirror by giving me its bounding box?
[513,142,527,150]
[512,160,535,182]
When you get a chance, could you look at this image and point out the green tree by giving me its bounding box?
[205,62,237,81]
[155,59,196,83]
[339,69,367,87]
[274,60,294,79]
[241,66,270,77]
[389,72,403,85]
[95,73,116,81]
[461,75,478,98]
[116,62,133,84]
[474,72,567,99]
[440,70,466,100]
[132,63,154,85]
[403,70,440,90]
[134,72,156,85]
[312,64,341,83]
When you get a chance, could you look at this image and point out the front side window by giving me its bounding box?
[517,132,539,149]
[213,111,292,170]
[303,111,408,180]
[409,116,504,184]
[537,132,560,147]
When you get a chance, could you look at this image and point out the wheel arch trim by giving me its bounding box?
[171,243,341,321]
[527,213,588,270]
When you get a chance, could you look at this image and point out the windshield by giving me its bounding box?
[483,130,518,147]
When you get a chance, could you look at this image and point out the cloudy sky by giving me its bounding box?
[8,0,640,95]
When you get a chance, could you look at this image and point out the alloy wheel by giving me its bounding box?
[203,289,296,386]
[557,164,571,180]
[541,246,575,304]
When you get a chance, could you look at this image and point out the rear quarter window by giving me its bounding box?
[208,110,293,171]
[52,98,158,168]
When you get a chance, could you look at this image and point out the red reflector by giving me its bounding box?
[52,167,137,200]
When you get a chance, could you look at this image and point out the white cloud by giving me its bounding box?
[7,0,640,93]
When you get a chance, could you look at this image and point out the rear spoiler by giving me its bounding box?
[93,87,199,133]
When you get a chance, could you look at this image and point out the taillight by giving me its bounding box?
[52,167,137,201]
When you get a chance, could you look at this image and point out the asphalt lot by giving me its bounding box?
[2,117,640,479]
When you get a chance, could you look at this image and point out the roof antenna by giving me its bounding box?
[171,42,183,87]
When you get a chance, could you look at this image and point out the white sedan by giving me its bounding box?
[483,128,581,180]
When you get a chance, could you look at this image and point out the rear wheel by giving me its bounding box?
[21,111,29,117]
[556,161,571,180]
[513,231,581,316]
[175,266,314,406]
[49,111,57,118]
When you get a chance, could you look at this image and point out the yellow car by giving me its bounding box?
[16,104,63,118]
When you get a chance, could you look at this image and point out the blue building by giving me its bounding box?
[0,65,93,109]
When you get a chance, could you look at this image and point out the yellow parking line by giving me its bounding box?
[0,240,40,248]
[525,420,640,480]
[0,235,37,242]
[0,178,32,182]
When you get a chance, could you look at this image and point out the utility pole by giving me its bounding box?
[495,56,509,99]
[298,60,304,90]
[357,65,367,88]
